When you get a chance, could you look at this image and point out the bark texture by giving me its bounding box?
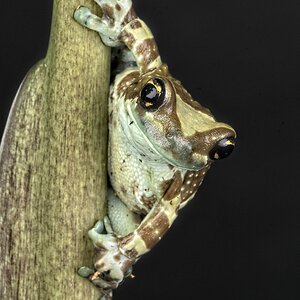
[0,0,109,299]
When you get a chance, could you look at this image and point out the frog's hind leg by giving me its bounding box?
[107,189,141,237]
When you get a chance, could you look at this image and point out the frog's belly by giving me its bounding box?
[108,136,174,214]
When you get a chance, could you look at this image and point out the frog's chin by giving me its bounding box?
[127,106,208,171]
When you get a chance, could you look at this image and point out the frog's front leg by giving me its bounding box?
[119,195,182,259]
[74,0,162,71]
[74,0,132,47]
[82,195,182,298]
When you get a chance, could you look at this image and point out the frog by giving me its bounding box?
[74,1,236,299]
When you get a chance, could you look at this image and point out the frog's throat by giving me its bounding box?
[127,105,206,171]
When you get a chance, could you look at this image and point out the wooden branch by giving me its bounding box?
[0,0,109,298]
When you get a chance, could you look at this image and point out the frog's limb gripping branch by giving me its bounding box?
[120,195,181,256]
[119,167,210,258]
[0,1,110,299]
[74,3,162,72]
[118,171,184,257]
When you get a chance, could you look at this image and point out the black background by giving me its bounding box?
[0,1,299,299]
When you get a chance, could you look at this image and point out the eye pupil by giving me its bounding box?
[140,78,165,110]
[142,84,159,102]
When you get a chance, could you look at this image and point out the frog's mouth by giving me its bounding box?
[126,105,207,170]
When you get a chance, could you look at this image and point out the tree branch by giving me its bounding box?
[0,0,109,298]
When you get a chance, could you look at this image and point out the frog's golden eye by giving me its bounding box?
[140,78,165,111]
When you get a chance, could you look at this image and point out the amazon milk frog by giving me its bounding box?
[74,1,236,299]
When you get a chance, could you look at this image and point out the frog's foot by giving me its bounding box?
[78,267,114,299]
[87,220,137,288]
[74,0,134,47]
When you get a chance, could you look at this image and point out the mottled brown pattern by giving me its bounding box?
[140,194,157,210]
[180,166,210,203]
[113,254,121,261]
[119,233,134,247]
[190,127,235,156]
[164,171,182,201]
[156,80,234,159]
[120,256,135,272]
[136,38,160,67]
[119,234,139,258]
[118,65,234,168]
[102,4,115,25]
[124,248,139,258]
[116,71,139,95]
[132,73,211,167]
[137,211,170,249]
[122,7,137,25]
[130,19,142,29]
[118,30,136,49]
[132,204,148,215]
[160,178,172,196]
[94,261,105,270]
[156,64,169,76]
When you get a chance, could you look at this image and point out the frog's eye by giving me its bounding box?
[209,136,235,160]
[140,78,165,111]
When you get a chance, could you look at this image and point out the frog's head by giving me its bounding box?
[122,64,236,170]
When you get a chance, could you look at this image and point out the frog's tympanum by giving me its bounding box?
[74,1,236,299]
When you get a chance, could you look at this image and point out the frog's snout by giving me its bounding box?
[209,135,236,161]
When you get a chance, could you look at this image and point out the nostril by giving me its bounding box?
[209,136,235,160]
